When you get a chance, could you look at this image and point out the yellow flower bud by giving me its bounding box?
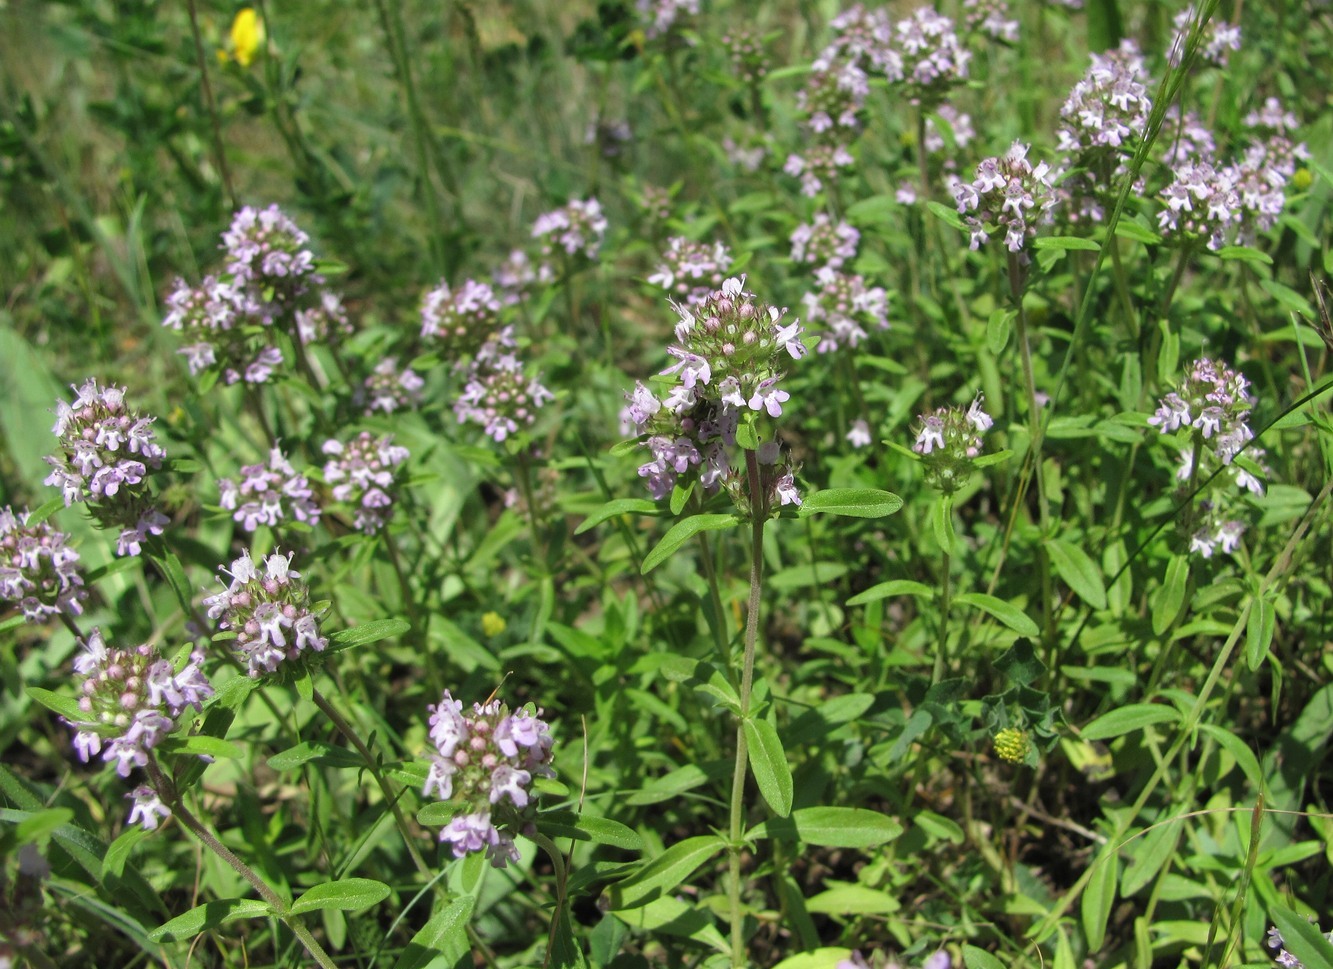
[227,8,265,68]
[993,727,1032,764]
[481,611,507,638]
[1293,168,1313,191]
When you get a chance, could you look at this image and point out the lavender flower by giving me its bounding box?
[1056,41,1152,155]
[647,237,733,306]
[954,141,1055,252]
[912,394,993,494]
[1168,5,1241,68]
[204,549,327,676]
[532,198,608,261]
[491,249,552,306]
[636,0,699,39]
[1156,159,1241,250]
[796,59,869,135]
[358,357,425,415]
[784,143,857,198]
[924,104,976,160]
[44,379,170,557]
[963,0,1019,42]
[218,447,321,532]
[420,278,508,360]
[1159,107,1217,168]
[846,418,873,449]
[321,432,410,533]
[885,6,972,106]
[220,204,320,300]
[790,214,860,270]
[801,267,890,353]
[66,628,212,780]
[0,506,86,623]
[423,689,555,868]
[127,786,172,831]
[723,27,769,84]
[293,290,354,346]
[454,354,555,444]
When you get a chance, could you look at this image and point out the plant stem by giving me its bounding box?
[530,832,571,969]
[184,0,237,209]
[727,449,768,966]
[146,756,339,969]
[933,541,951,684]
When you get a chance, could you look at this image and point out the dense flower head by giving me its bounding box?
[0,506,86,623]
[423,689,555,868]
[818,6,893,75]
[924,103,976,159]
[912,394,993,494]
[454,354,555,444]
[44,379,170,556]
[1149,358,1256,464]
[1246,97,1301,137]
[162,275,282,382]
[784,143,857,197]
[723,27,769,84]
[802,267,890,353]
[1156,159,1241,250]
[322,432,411,533]
[647,237,733,306]
[66,628,213,779]
[204,549,327,677]
[796,59,869,135]
[531,198,607,261]
[419,278,508,360]
[293,290,354,346]
[218,447,321,533]
[790,214,860,270]
[1057,40,1153,155]
[636,0,699,39]
[1160,107,1217,167]
[358,357,425,415]
[962,0,1019,43]
[993,726,1032,763]
[954,141,1056,251]
[1168,6,1241,68]
[885,6,972,104]
[491,249,553,306]
[220,204,320,300]
[637,184,673,225]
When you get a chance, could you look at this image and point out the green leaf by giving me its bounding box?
[290,878,391,915]
[1151,554,1190,636]
[537,812,645,851]
[1045,539,1108,610]
[744,719,793,817]
[1082,847,1118,952]
[611,835,727,909]
[1197,724,1263,790]
[987,308,1013,355]
[392,896,475,969]
[1114,220,1161,245]
[1216,245,1273,265]
[1081,703,1180,742]
[329,618,411,651]
[805,883,900,915]
[930,495,955,552]
[1261,279,1314,318]
[669,479,693,516]
[612,895,729,953]
[1246,594,1277,670]
[1271,903,1333,969]
[926,200,965,230]
[1033,236,1101,252]
[150,549,195,616]
[267,741,362,772]
[641,514,740,574]
[953,593,1039,637]
[155,735,242,760]
[26,687,84,723]
[994,640,1046,687]
[846,580,934,606]
[963,945,1008,969]
[798,488,903,519]
[149,899,273,941]
[749,807,903,848]
[1120,815,1183,897]
[574,497,660,535]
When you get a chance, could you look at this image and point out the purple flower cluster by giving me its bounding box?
[883,6,972,105]
[322,432,410,534]
[221,204,320,299]
[423,689,555,868]
[839,950,951,969]
[294,290,354,347]
[723,28,768,85]
[790,214,860,270]
[419,278,510,360]
[218,447,321,533]
[1057,41,1152,155]
[358,357,425,416]
[1168,5,1241,68]
[204,549,327,677]
[962,0,1019,43]
[924,104,976,159]
[162,275,276,382]
[784,143,858,198]
[802,268,890,353]
[44,379,170,557]
[491,249,553,306]
[66,627,212,786]
[0,507,86,623]
[954,141,1056,252]
[454,353,556,444]
[912,394,994,494]
[624,276,805,514]
[531,198,608,262]
[647,237,733,306]
[636,0,698,39]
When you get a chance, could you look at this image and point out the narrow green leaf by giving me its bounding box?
[391,896,475,969]
[846,580,934,606]
[1114,220,1161,245]
[1197,724,1263,790]
[611,835,727,909]
[1082,848,1118,952]
[1081,703,1180,742]
[1217,245,1273,265]
[963,945,1008,969]
[1261,279,1314,318]
[668,479,693,516]
[149,899,273,942]
[267,741,362,772]
[930,495,955,552]
[612,895,729,952]
[574,498,659,535]
[151,549,195,615]
[987,308,1013,355]
[1120,816,1183,897]
[1271,903,1333,969]
[954,593,1039,637]
[744,719,793,817]
[26,687,84,723]
[537,812,645,851]
[1245,594,1277,670]
[798,488,903,519]
[1151,555,1190,636]
[290,878,391,915]
[749,807,903,848]
[1033,236,1101,252]
[329,618,411,651]
[1046,539,1108,610]
[926,200,965,230]
[155,735,241,760]
[805,884,900,915]
[641,514,740,574]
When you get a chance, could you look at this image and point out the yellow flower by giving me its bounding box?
[1293,168,1313,191]
[993,727,1032,764]
[220,8,265,68]
[481,612,507,638]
